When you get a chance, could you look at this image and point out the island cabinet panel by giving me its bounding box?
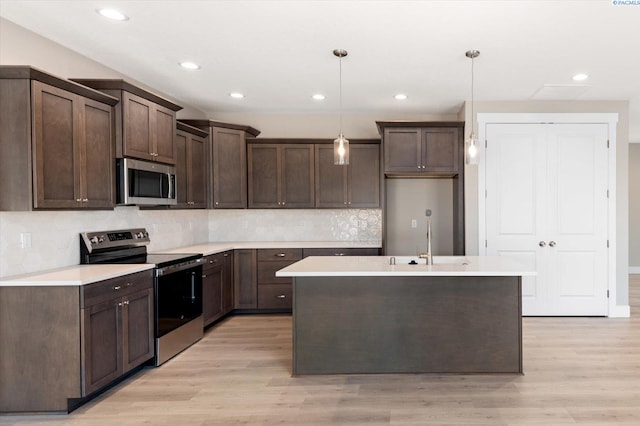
[234,249,258,309]
[202,251,233,326]
[81,271,154,396]
[173,124,208,209]
[257,248,302,311]
[293,276,522,375]
[70,79,183,166]
[315,144,380,208]
[248,143,315,208]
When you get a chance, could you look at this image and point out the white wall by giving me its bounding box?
[630,144,640,271]
[462,100,631,305]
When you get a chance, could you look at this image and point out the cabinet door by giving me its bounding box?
[189,134,207,208]
[83,299,122,396]
[248,144,280,208]
[348,144,380,208]
[122,92,153,161]
[122,287,154,372]
[422,128,459,173]
[282,144,315,208]
[315,144,348,207]
[222,251,234,314]
[153,105,176,164]
[234,249,257,309]
[31,81,82,208]
[384,128,421,172]
[212,127,247,208]
[202,262,224,326]
[81,98,115,208]
[173,131,189,208]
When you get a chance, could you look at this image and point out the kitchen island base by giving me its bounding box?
[293,276,522,375]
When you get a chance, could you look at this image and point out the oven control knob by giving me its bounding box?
[98,236,105,243]
[90,236,99,244]
[136,231,147,239]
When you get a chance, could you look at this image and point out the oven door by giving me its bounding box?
[155,264,203,338]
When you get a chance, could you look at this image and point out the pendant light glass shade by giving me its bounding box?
[334,133,350,165]
[333,49,349,165]
[465,50,480,165]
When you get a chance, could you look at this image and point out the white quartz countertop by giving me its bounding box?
[0,241,381,286]
[0,264,155,287]
[276,256,536,277]
[162,241,381,256]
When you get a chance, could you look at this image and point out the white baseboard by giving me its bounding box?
[609,305,631,318]
[629,266,640,274]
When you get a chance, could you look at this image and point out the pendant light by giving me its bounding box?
[465,50,480,165]
[333,48,349,165]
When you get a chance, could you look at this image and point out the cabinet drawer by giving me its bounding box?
[258,284,292,310]
[202,252,226,271]
[257,248,302,261]
[82,270,153,308]
[302,247,380,257]
[257,260,294,285]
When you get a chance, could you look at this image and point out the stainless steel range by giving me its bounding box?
[80,228,203,366]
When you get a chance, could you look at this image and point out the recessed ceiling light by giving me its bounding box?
[394,94,408,100]
[312,94,326,101]
[179,62,201,70]
[229,92,245,99]
[97,8,129,21]
[572,73,589,81]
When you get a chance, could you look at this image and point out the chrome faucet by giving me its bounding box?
[418,209,433,265]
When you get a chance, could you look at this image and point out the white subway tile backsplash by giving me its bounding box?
[0,208,381,278]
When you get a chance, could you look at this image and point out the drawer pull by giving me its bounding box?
[202,274,207,278]
[334,253,345,256]
[123,300,130,305]
[275,294,286,299]
[118,302,123,307]
[275,253,286,257]
[113,285,122,291]
[126,282,133,287]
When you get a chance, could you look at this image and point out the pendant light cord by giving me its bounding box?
[339,53,343,135]
[470,53,474,137]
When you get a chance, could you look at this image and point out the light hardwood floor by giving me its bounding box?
[3,276,640,425]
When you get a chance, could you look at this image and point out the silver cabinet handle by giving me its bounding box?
[275,253,286,257]
[123,300,130,305]
[113,285,122,291]
[82,198,88,202]
[202,274,207,278]
[118,302,123,307]
[539,241,546,247]
[335,253,345,256]
[549,241,557,247]
[126,282,133,287]
[276,294,286,299]
[76,198,82,202]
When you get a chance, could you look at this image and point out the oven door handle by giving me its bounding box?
[155,259,202,277]
[191,271,196,303]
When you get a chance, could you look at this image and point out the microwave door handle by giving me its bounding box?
[167,173,174,199]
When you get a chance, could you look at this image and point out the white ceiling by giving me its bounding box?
[1,0,639,141]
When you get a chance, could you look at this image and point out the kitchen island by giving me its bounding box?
[276,256,535,375]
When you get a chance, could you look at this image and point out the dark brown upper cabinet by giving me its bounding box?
[315,143,380,208]
[0,66,119,211]
[71,79,182,165]
[173,122,208,209]
[179,120,261,209]
[247,143,315,208]
[378,122,462,176]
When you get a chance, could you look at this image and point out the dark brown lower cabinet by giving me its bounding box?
[82,272,154,396]
[202,251,233,326]
[256,248,302,311]
[0,269,153,413]
[234,249,258,309]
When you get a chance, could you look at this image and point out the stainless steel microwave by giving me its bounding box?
[116,158,177,206]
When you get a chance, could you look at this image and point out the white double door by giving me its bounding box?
[485,123,609,316]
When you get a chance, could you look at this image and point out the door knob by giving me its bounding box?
[549,241,557,247]
[539,241,546,247]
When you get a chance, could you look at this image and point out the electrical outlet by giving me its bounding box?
[411,219,417,228]
[20,232,32,249]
